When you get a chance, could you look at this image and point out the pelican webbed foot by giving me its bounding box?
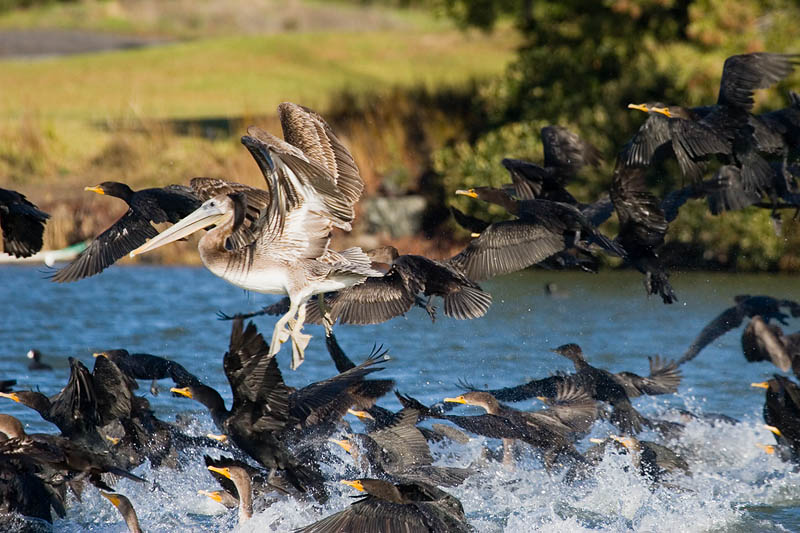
[290,331,312,370]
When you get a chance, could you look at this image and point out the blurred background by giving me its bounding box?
[1,0,799,271]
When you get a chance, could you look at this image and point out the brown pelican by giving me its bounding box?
[130,103,379,368]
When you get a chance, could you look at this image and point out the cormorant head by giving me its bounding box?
[93,349,128,360]
[346,408,375,421]
[610,434,641,452]
[328,437,354,455]
[85,182,134,201]
[0,392,22,403]
[755,443,776,455]
[444,391,500,414]
[26,349,40,361]
[170,386,194,399]
[341,479,366,492]
[551,343,583,359]
[627,103,651,114]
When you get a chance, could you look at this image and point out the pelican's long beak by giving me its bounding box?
[443,396,467,404]
[207,465,232,479]
[455,189,478,199]
[129,200,230,257]
[627,103,649,113]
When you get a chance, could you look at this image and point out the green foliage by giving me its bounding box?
[434,120,612,236]
[664,202,788,271]
[431,0,800,270]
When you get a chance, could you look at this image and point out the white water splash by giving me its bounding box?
[51,398,800,532]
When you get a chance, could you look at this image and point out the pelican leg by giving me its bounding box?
[317,293,334,335]
[289,297,312,370]
[269,301,300,357]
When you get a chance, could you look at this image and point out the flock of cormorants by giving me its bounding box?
[0,51,799,531]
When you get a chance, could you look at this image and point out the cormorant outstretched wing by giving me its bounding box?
[0,188,49,258]
[717,53,800,111]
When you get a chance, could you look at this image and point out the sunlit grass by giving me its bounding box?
[0,29,517,121]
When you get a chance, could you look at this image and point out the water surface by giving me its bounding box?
[1,266,799,531]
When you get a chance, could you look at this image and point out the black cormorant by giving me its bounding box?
[0,187,49,258]
[50,181,200,282]
[26,349,52,371]
[678,295,800,365]
[295,478,473,533]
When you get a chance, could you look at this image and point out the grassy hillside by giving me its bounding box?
[0,3,518,261]
[0,30,517,121]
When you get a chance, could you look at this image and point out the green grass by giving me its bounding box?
[0,0,456,37]
[0,29,517,121]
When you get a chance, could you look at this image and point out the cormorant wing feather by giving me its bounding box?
[50,358,99,431]
[669,118,731,181]
[369,409,433,468]
[622,114,670,168]
[448,220,566,281]
[501,158,547,199]
[440,413,532,441]
[580,194,615,227]
[678,305,746,364]
[717,53,800,110]
[133,186,201,224]
[0,188,49,258]
[322,269,417,326]
[541,125,603,176]
[50,210,158,282]
[91,356,134,425]
[289,357,385,428]
[743,316,792,371]
[612,356,681,397]
[474,375,565,403]
[294,497,430,533]
[224,320,291,424]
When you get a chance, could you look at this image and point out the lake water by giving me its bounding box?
[1,265,799,532]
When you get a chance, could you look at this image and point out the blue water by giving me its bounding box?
[1,265,799,531]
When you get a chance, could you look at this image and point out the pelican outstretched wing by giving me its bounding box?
[242,126,353,232]
[278,102,364,208]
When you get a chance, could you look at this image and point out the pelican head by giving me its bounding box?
[129,195,235,258]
